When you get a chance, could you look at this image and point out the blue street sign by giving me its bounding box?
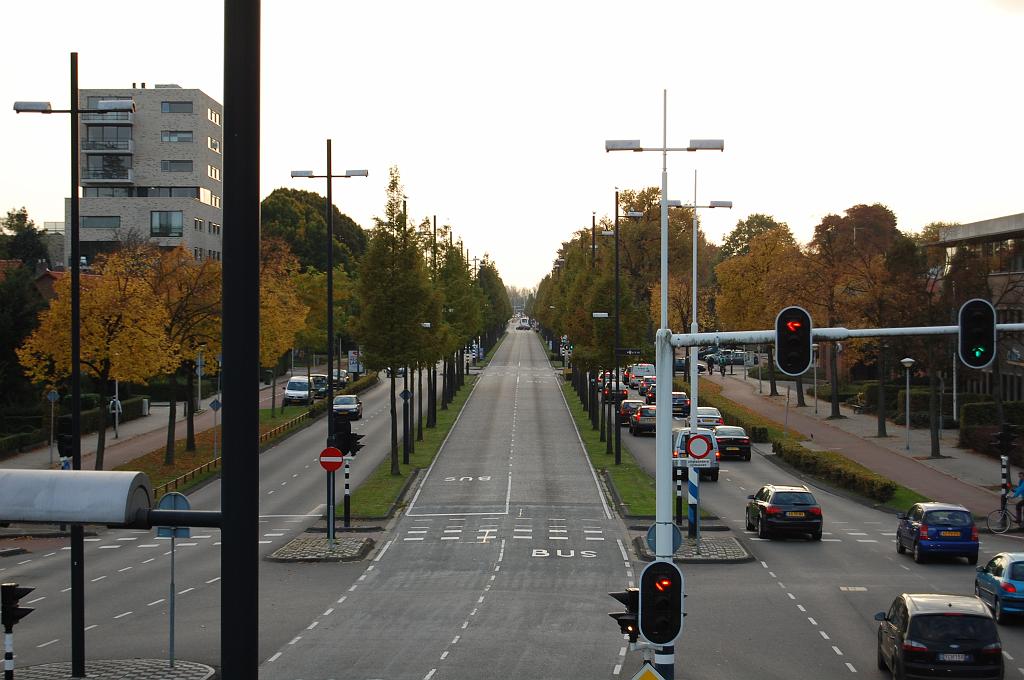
[156,492,191,539]
[210,399,222,412]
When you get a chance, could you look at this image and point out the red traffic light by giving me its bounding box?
[785,320,803,332]
[655,577,673,592]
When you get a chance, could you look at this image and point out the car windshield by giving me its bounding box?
[312,377,326,385]
[697,408,720,416]
[640,407,655,416]
[334,396,357,405]
[909,614,997,643]
[286,381,307,391]
[923,510,972,526]
[672,395,686,402]
[716,427,746,437]
[771,492,816,505]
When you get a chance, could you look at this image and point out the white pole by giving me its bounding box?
[905,366,912,450]
[654,88,674,564]
[812,344,818,415]
[114,378,119,438]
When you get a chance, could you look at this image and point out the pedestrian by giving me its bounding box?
[1010,471,1024,524]
[719,356,726,376]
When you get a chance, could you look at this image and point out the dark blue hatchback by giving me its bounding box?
[896,502,978,565]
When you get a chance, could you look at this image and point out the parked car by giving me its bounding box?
[332,394,363,420]
[896,502,979,564]
[310,373,329,399]
[629,405,657,436]
[745,484,822,540]
[671,391,690,417]
[629,363,655,389]
[603,380,628,402]
[714,425,751,461]
[618,399,644,426]
[672,427,720,481]
[875,593,1003,680]
[695,406,724,428]
[639,376,657,398]
[384,367,407,377]
[282,376,312,406]
[975,552,1024,623]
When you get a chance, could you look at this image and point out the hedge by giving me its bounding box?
[145,377,219,402]
[0,430,44,457]
[772,439,897,503]
[961,400,1024,429]
[54,395,150,438]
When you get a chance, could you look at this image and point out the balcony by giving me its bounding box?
[81,169,133,184]
[81,111,133,125]
[83,139,133,154]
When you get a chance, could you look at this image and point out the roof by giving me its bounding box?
[761,484,810,492]
[917,502,971,512]
[991,552,1024,563]
[903,593,991,617]
[935,212,1024,246]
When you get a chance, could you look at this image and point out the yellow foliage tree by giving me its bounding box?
[260,238,308,414]
[18,249,176,469]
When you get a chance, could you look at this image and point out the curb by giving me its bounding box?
[0,547,28,558]
[630,535,755,564]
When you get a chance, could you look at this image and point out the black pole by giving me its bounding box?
[344,460,351,528]
[407,365,414,455]
[591,212,596,268]
[417,362,423,441]
[614,190,622,465]
[325,139,336,542]
[68,51,86,679]
[222,1,261,677]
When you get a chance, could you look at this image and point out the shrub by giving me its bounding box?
[771,439,897,502]
[961,400,1024,429]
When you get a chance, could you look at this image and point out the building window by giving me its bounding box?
[83,154,131,180]
[207,164,221,181]
[161,160,193,173]
[208,136,221,153]
[208,222,221,235]
[81,216,121,229]
[84,187,132,198]
[194,218,204,231]
[161,130,193,143]
[150,211,183,237]
[161,101,193,113]
[194,247,205,260]
[211,194,221,209]
[84,126,131,151]
[138,186,198,198]
[207,108,220,125]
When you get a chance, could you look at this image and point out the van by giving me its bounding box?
[283,376,312,406]
[629,363,655,389]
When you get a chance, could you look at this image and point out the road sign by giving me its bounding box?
[156,492,191,539]
[617,347,642,356]
[646,523,683,554]
[686,434,712,458]
[630,662,667,680]
[209,398,222,412]
[47,389,59,403]
[320,447,344,472]
[399,389,412,401]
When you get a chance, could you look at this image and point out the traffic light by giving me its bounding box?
[959,298,996,369]
[639,561,684,644]
[343,431,364,456]
[608,587,639,642]
[1,582,35,629]
[333,418,364,456]
[774,306,813,376]
[992,424,1019,456]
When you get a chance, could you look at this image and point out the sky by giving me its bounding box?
[2,1,1023,290]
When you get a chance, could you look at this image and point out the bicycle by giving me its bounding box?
[986,507,1024,534]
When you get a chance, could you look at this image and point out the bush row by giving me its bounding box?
[696,389,776,443]
[144,377,219,402]
[961,400,1024,429]
[52,396,150,439]
[0,430,44,457]
[772,439,898,502]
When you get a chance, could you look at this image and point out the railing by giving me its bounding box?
[82,169,132,182]
[81,111,132,123]
[258,410,313,443]
[83,139,132,152]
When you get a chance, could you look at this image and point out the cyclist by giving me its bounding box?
[1010,471,1024,523]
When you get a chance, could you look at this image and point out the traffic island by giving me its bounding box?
[14,659,215,679]
[632,533,753,564]
[266,533,375,562]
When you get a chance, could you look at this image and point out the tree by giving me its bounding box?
[261,188,367,274]
[18,249,176,469]
[260,238,308,416]
[0,264,45,405]
[0,207,50,267]
[719,214,788,261]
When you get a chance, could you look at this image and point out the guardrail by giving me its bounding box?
[258,410,313,443]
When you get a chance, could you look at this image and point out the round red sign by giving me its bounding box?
[686,435,712,459]
[319,447,344,472]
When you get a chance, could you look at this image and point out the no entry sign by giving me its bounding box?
[319,447,344,472]
[686,434,712,459]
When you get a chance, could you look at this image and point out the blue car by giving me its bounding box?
[975,552,1024,623]
[896,502,979,565]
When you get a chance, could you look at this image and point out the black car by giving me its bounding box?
[310,374,329,399]
[876,593,1003,680]
[745,484,822,540]
[714,425,751,461]
[618,399,643,426]
[671,391,690,417]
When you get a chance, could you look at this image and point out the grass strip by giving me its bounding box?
[348,375,479,518]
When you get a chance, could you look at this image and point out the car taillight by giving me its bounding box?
[1002,582,1017,593]
[715,451,720,459]
[740,438,750,444]
[716,418,724,425]
[808,507,822,516]
[918,524,930,540]
[765,506,782,515]
[981,641,1002,655]
[971,526,979,541]
[901,639,928,652]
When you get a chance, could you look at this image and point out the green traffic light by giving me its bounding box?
[973,346,986,358]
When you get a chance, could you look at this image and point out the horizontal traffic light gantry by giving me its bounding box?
[958,298,996,370]
[774,306,813,377]
[639,560,684,644]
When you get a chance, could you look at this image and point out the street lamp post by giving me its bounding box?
[14,53,135,678]
[902,357,915,450]
[291,144,367,543]
[812,343,819,415]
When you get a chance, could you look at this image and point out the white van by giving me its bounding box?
[283,376,312,405]
[629,363,656,389]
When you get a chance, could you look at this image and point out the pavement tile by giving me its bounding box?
[14,659,214,680]
[266,533,374,562]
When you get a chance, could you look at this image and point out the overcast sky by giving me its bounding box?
[3,1,1022,289]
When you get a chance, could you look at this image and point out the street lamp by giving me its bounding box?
[14,52,135,677]
[811,343,819,414]
[901,357,915,450]
[291,142,367,544]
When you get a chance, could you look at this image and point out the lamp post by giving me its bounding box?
[812,343,819,414]
[14,53,136,678]
[901,357,915,450]
[607,91,724,679]
[291,144,367,543]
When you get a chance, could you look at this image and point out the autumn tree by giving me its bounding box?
[719,213,789,262]
[260,238,308,415]
[18,249,176,469]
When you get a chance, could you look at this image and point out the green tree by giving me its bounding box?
[261,188,367,274]
[0,265,45,405]
[719,213,788,261]
[1,207,50,267]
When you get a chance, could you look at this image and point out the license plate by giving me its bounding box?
[940,531,960,537]
[641,418,654,424]
[938,653,967,662]
[786,511,805,517]
[726,446,739,451]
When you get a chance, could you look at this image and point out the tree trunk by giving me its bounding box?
[877,348,888,437]
[94,378,109,471]
[829,343,842,418]
[795,376,807,407]
[417,362,424,441]
[441,357,449,410]
[185,364,196,452]
[390,369,399,475]
[928,344,941,458]
[164,371,178,465]
[767,355,780,397]
[271,371,277,416]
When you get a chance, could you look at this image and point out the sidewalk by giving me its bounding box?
[709,370,1001,516]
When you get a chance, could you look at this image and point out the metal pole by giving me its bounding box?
[169,536,176,668]
[687,169,701,543]
[591,212,596,268]
[4,627,13,680]
[952,351,958,420]
[69,50,86,679]
[49,399,55,467]
[906,366,912,450]
[343,459,351,528]
[114,378,119,438]
[196,347,202,414]
[221,1,261,675]
[614,189,622,465]
[325,138,336,545]
[813,345,818,415]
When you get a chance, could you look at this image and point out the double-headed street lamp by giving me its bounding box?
[291,142,367,543]
[14,52,135,678]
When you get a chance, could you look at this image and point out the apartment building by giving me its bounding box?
[65,83,223,264]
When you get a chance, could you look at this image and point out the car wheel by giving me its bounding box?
[913,541,926,564]
[896,536,906,554]
[743,452,751,461]
[757,514,770,540]
[996,597,1007,624]
[710,470,719,481]
[811,530,822,541]
[745,512,754,531]
[967,553,978,566]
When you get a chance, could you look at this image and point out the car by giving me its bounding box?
[384,366,407,378]
[603,380,628,403]
[671,391,690,417]
[629,405,657,436]
[282,376,312,405]
[618,399,644,426]
[673,427,720,481]
[695,406,724,428]
[644,384,660,405]
[516,323,530,330]
[629,363,655,389]
[639,376,657,398]
[875,593,1003,680]
[745,484,822,540]
[714,425,751,461]
[975,552,1024,623]
[896,502,979,564]
[332,394,363,420]
[332,368,350,388]
[310,373,329,399]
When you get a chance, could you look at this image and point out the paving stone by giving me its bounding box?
[266,533,374,562]
[632,533,754,564]
[16,659,214,680]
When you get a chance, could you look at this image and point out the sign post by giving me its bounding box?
[320,447,343,544]
[46,390,59,468]
[156,492,191,669]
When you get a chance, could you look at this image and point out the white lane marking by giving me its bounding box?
[84,624,98,631]
[307,621,319,630]
[258,541,272,545]
[1002,651,1013,661]
[808,617,817,625]
[37,639,59,648]
[819,631,830,640]
[821,538,842,542]
[267,652,282,663]
[61,588,71,593]
[206,577,221,584]
[27,597,45,604]
[264,533,284,537]
[452,635,460,644]
[787,593,796,600]
[17,560,31,565]
[148,599,165,606]
[768,571,776,578]
[760,561,768,568]
[423,670,437,680]
[267,490,275,495]
[138,544,158,548]
[323,608,334,616]
[832,646,843,655]
[462,621,469,629]
[113,611,133,619]
[847,532,868,536]
[84,538,101,542]
[845,662,857,673]
[118,567,132,573]
[178,588,195,595]
[91,576,107,582]
[617,540,629,561]
[117,537,137,542]
[375,540,394,562]
[856,539,878,543]
[337,596,347,605]
[440,651,449,660]
[289,636,302,645]
[142,558,155,564]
